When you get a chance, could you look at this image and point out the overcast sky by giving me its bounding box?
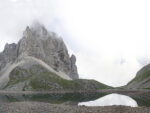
[0,0,150,87]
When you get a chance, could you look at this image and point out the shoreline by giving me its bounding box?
[0,89,150,95]
[0,101,150,113]
[0,90,149,112]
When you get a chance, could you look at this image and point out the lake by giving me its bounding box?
[0,91,150,107]
[78,93,138,107]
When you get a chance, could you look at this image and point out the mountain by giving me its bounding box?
[126,63,150,89]
[0,23,111,91]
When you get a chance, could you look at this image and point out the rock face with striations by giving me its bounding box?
[17,24,78,79]
[0,23,79,90]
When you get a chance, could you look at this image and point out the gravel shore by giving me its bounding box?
[0,102,150,113]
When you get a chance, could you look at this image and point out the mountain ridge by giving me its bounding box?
[0,23,111,91]
[0,23,79,80]
[0,23,79,90]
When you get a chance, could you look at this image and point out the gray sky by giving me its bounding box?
[0,0,150,87]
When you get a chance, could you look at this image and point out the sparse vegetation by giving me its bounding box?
[4,65,111,91]
[127,64,150,86]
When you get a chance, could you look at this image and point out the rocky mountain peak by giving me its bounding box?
[0,23,79,80]
[23,23,50,40]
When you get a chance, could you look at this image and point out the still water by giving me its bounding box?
[78,93,138,107]
[0,92,150,107]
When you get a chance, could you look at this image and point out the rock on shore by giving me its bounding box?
[0,102,150,113]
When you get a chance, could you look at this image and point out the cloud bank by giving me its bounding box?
[0,0,150,87]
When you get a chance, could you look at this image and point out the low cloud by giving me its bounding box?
[0,0,150,87]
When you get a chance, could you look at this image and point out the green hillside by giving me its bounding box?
[127,64,150,89]
[4,65,111,91]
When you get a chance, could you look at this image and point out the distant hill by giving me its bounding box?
[126,63,150,89]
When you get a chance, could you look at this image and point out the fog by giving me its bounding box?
[0,0,150,87]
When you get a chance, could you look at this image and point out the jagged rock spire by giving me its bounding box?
[0,22,79,79]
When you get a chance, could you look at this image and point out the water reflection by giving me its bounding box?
[0,92,106,105]
[0,92,150,107]
[79,93,138,107]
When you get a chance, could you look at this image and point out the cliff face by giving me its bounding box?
[0,43,18,70]
[0,23,79,80]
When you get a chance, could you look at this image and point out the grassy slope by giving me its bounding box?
[4,65,111,91]
[127,64,150,86]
